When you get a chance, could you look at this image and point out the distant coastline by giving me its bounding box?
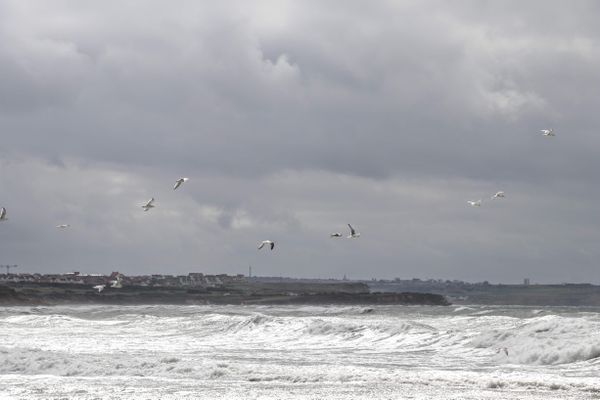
[368,279,600,306]
[0,273,450,306]
[4,272,600,306]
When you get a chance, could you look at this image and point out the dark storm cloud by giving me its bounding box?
[1,0,597,181]
[1,1,600,282]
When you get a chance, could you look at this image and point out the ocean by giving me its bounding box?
[1,304,599,399]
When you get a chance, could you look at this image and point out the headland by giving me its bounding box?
[0,272,450,306]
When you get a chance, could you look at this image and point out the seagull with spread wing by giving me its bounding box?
[173,177,189,190]
[93,285,106,293]
[541,129,555,137]
[141,198,155,211]
[347,224,360,238]
[258,240,275,250]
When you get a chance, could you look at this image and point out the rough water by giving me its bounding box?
[1,305,599,399]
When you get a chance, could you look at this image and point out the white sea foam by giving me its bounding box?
[1,305,599,399]
[471,315,600,365]
[453,306,473,312]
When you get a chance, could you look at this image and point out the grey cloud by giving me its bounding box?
[3,1,598,182]
[1,1,600,282]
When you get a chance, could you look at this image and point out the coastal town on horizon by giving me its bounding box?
[1,269,597,288]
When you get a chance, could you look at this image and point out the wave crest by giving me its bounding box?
[472,315,600,365]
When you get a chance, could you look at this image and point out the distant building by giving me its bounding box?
[1,271,245,288]
[523,278,530,286]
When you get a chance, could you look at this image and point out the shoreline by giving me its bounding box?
[0,284,450,306]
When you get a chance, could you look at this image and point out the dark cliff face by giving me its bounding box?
[0,285,13,295]
[369,281,600,306]
[0,285,29,305]
[0,284,450,306]
[0,285,19,299]
[259,292,450,306]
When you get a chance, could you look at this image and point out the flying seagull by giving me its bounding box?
[467,200,482,207]
[541,129,555,137]
[491,191,505,199]
[258,240,275,250]
[141,198,155,211]
[110,278,122,289]
[0,207,7,221]
[93,284,105,293]
[173,177,189,190]
[347,224,360,238]
[56,224,71,229]
[330,233,342,238]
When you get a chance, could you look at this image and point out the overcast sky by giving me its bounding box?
[1,0,600,283]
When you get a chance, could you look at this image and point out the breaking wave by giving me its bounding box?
[472,315,600,365]
[1,304,600,399]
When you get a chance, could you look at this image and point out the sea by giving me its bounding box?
[1,304,599,399]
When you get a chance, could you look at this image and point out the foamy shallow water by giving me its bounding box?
[1,304,599,399]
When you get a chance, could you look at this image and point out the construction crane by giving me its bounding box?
[2,264,18,274]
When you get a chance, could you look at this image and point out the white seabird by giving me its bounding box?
[258,240,275,250]
[0,207,7,221]
[347,224,360,238]
[330,233,342,238]
[141,198,155,211]
[110,278,122,289]
[541,129,555,137]
[173,177,189,190]
[93,285,105,293]
[491,191,505,199]
[56,224,71,229]
[467,200,482,207]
